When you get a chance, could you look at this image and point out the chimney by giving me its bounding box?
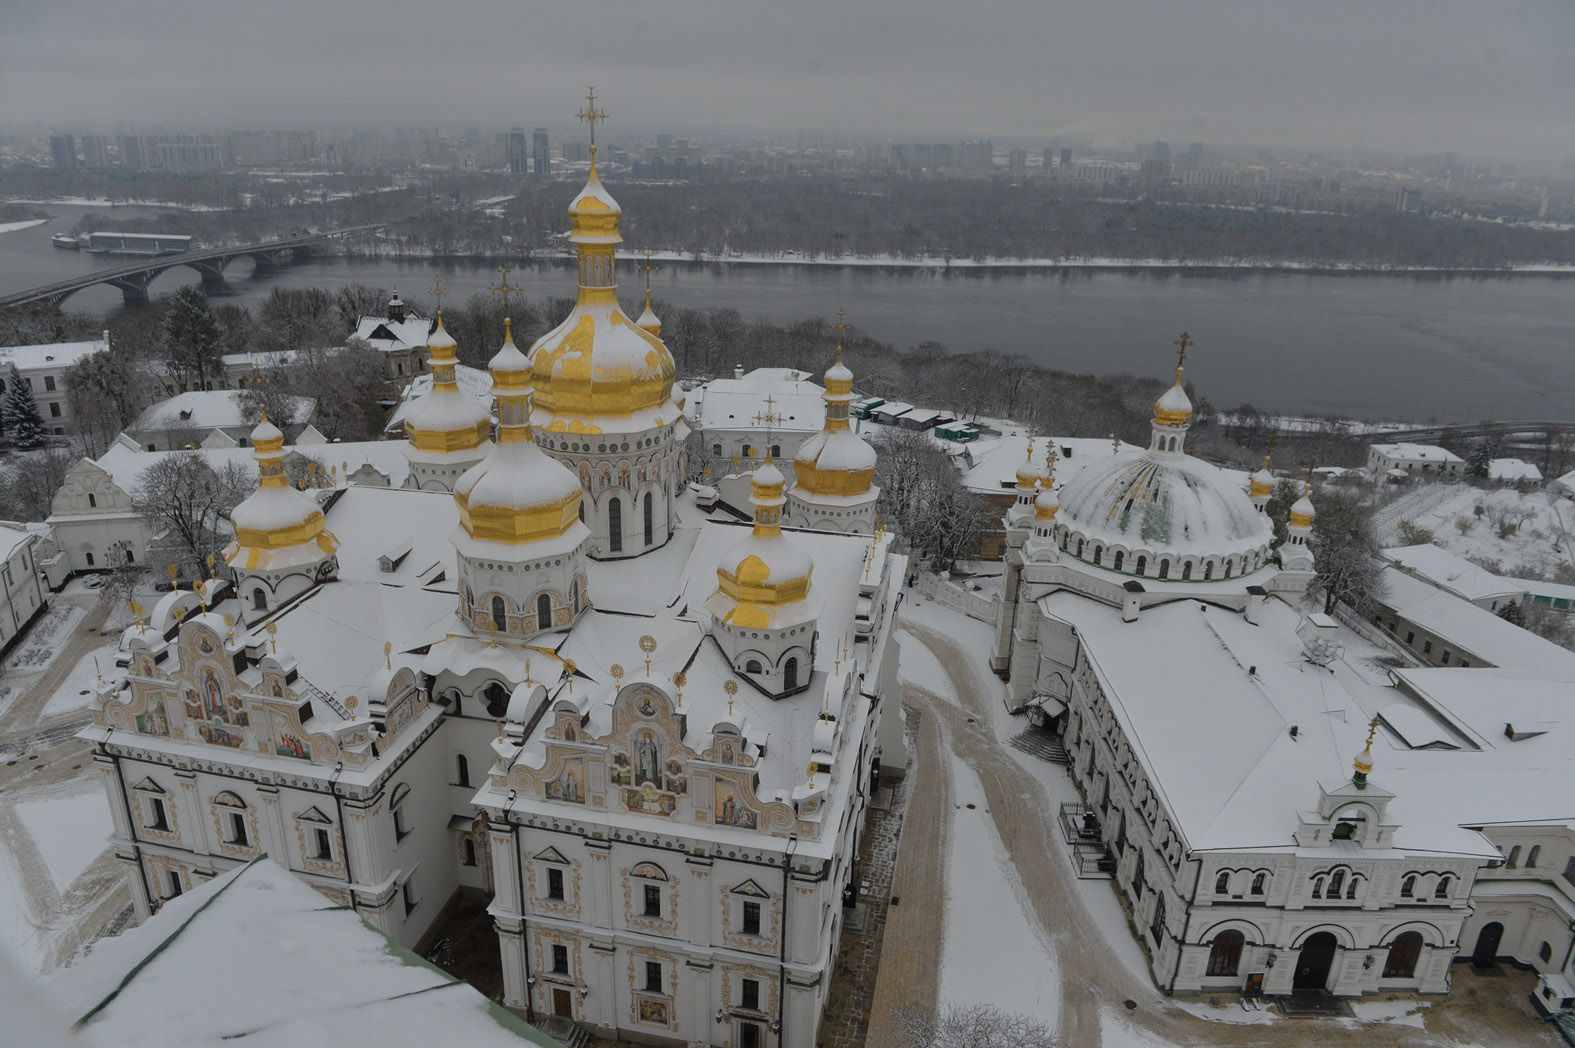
[734,364,745,380]
[1122,580,1144,623]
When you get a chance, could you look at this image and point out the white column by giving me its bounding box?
[497,920,526,1009]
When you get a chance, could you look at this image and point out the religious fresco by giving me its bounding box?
[714,779,758,829]
[545,758,586,804]
[633,730,661,787]
[272,710,308,760]
[624,783,677,817]
[636,997,669,1025]
[183,689,203,723]
[202,670,225,719]
[198,720,245,748]
[136,693,169,736]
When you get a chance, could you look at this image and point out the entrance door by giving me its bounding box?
[738,1022,763,1048]
[552,988,573,1018]
[1473,922,1504,968]
[1294,932,1338,990]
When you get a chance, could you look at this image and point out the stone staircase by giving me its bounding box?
[530,1016,590,1048]
[1010,728,1069,765]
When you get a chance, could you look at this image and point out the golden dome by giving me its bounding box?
[794,335,877,498]
[1034,480,1059,523]
[405,313,493,453]
[1289,483,1317,528]
[1016,443,1045,490]
[454,320,585,546]
[1249,467,1276,500]
[223,413,338,571]
[715,459,813,628]
[527,142,677,430]
[1153,367,1194,427]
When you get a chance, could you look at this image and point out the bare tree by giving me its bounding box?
[1308,488,1388,616]
[130,453,253,580]
[874,428,990,570]
[897,1003,1060,1048]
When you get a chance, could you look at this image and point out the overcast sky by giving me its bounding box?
[5,0,1573,160]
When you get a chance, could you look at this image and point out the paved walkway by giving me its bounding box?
[875,619,1562,1048]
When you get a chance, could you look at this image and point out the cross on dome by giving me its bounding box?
[487,264,521,316]
[427,276,449,314]
[577,86,607,153]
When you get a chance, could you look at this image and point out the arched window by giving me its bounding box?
[1383,932,1423,979]
[1149,893,1166,942]
[455,754,470,787]
[1182,561,1193,581]
[1136,555,1147,575]
[643,492,654,547]
[1401,874,1416,898]
[608,496,623,553]
[712,443,722,456]
[1092,544,1103,566]
[1251,872,1267,896]
[537,593,552,631]
[1214,871,1230,894]
[1159,560,1170,580]
[1224,560,1234,579]
[1132,849,1146,897]
[1075,538,1084,557]
[1329,870,1345,897]
[491,595,507,631]
[484,681,509,719]
[1206,930,1244,977]
[1113,550,1124,572]
[771,444,780,459]
[252,589,267,611]
[1507,845,1521,869]
[570,578,580,611]
[784,657,799,691]
[1434,876,1451,899]
[1311,876,1325,899]
[746,659,763,674]
[390,784,411,842]
[1528,845,1541,868]
[462,838,477,867]
[1203,562,1213,581]
[1346,876,1360,900]
[1541,941,1554,964]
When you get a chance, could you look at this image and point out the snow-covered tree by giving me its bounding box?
[1497,601,1527,627]
[897,1003,1060,1048]
[2,363,47,449]
[162,285,224,390]
[1465,438,1494,479]
[1263,477,1303,547]
[1308,488,1387,616]
[131,453,252,580]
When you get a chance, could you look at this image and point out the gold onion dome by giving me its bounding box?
[453,320,585,546]
[1034,479,1059,522]
[1249,452,1276,499]
[637,286,662,336]
[224,413,338,570]
[1016,443,1047,490]
[1153,365,1194,427]
[794,340,877,497]
[713,457,814,629]
[1289,483,1317,528]
[526,145,677,433]
[404,313,492,452]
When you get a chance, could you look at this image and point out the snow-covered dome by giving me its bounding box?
[1290,485,1317,528]
[1058,451,1272,562]
[713,459,814,629]
[224,415,338,572]
[527,150,677,432]
[1249,464,1276,499]
[1154,378,1193,427]
[1034,481,1059,522]
[794,429,877,496]
[454,322,586,549]
[404,313,492,454]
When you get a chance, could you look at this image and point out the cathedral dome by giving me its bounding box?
[1290,485,1317,528]
[1057,451,1271,562]
[404,314,492,454]
[1034,481,1059,522]
[794,430,877,496]
[454,322,585,548]
[1249,464,1276,499]
[714,459,814,628]
[224,414,338,571]
[527,151,677,433]
[1153,374,1194,428]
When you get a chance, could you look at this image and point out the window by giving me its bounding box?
[1441,650,1451,665]
[1434,876,1451,899]
[252,588,267,611]
[391,784,411,842]
[85,551,95,567]
[644,960,662,993]
[608,497,623,553]
[1507,846,1521,869]
[402,877,418,916]
[1159,560,1170,579]
[1383,932,1423,979]
[1113,551,1124,571]
[455,754,470,787]
[552,944,569,974]
[312,827,333,861]
[570,578,580,611]
[713,443,722,456]
[1131,849,1145,898]
[1401,874,1416,898]
[1148,894,1166,942]
[462,838,477,866]
[146,796,169,832]
[771,444,780,459]
[1422,640,1432,654]
[49,402,61,418]
[166,869,183,899]
[1251,872,1267,896]
[742,900,761,935]
[491,595,507,631]
[1182,561,1192,581]
[1136,555,1147,575]
[745,659,763,675]
[1329,870,1345,897]
[1311,876,1325,900]
[1541,941,1554,964]
[784,657,799,691]
[1206,930,1244,977]
[44,375,56,392]
[484,682,509,718]
[1528,846,1541,868]
[87,492,96,508]
[1215,871,1230,894]
[537,592,552,631]
[227,811,249,846]
[643,492,654,547]
[547,867,565,901]
[643,883,662,917]
[742,977,761,1011]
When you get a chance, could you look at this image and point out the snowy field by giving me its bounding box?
[41,642,119,719]
[1384,484,1575,578]
[16,784,112,894]
[0,218,49,235]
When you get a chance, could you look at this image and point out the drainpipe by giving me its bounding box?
[778,834,797,1047]
[103,730,155,915]
[328,761,359,913]
[1168,854,1203,995]
[507,788,534,1021]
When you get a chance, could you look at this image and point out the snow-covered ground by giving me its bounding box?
[1383,484,1575,578]
[41,642,119,718]
[0,218,49,235]
[0,604,85,719]
[15,784,111,894]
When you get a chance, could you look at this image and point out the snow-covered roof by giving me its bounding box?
[955,433,1136,495]
[1043,592,1495,858]
[46,858,557,1048]
[1489,458,1542,482]
[0,521,34,563]
[0,335,107,372]
[353,312,431,353]
[385,363,493,433]
[1381,543,1526,604]
[689,367,825,434]
[1377,566,1575,670]
[93,439,416,498]
[1370,443,1463,463]
[128,391,313,436]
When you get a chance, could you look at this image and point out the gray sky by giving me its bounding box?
[5,0,1574,160]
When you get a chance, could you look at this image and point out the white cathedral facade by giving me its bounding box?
[86,119,905,1048]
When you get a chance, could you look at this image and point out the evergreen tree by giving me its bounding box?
[1465,438,1493,479]
[1497,601,1527,627]
[1263,478,1302,547]
[162,286,224,389]
[1,364,46,449]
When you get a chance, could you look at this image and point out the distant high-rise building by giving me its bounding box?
[1183,142,1204,172]
[1008,148,1028,174]
[79,135,109,168]
[50,133,77,173]
[117,135,146,170]
[656,133,673,154]
[532,128,550,175]
[1395,186,1422,213]
[154,134,226,172]
[464,126,482,150]
[1060,147,1073,169]
[506,128,527,175]
[1150,140,1171,165]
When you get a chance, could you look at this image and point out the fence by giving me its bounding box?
[912,571,999,624]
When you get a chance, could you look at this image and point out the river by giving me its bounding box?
[3,202,1572,422]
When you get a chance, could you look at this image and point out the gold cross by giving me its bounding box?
[1174,331,1192,371]
[487,264,521,315]
[754,394,786,461]
[1264,432,1277,469]
[1365,714,1380,746]
[427,277,448,314]
[638,251,660,293]
[577,86,607,149]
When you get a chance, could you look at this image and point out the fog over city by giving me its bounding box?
[5,0,1574,160]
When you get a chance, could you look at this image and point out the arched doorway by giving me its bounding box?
[1294,932,1338,990]
[1473,922,1504,968]
[1383,931,1423,979]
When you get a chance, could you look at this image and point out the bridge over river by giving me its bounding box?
[0,225,385,310]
